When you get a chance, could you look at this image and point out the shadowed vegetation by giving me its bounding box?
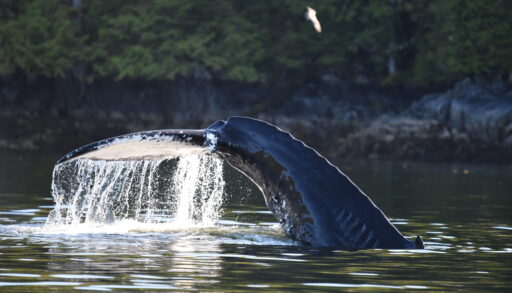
[0,0,510,86]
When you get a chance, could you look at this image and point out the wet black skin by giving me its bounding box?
[57,116,424,250]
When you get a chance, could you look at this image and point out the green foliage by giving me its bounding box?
[413,0,512,84]
[87,0,265,82]
[0,0,82,77]
[0,0,510,86]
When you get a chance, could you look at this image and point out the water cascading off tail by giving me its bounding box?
[45,155,225,229]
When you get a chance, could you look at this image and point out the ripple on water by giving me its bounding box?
[0,273,41,278]
[247,284,270,288]
[0,209,41,216]
[0,213,511,291]
[74,284,179,290]
[51,274,115,280]
[0,281,82,287]
[350,272,379,276]
[493,226,512,231]
[303,283,429,289]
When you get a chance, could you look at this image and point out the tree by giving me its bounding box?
[413,0,512,84]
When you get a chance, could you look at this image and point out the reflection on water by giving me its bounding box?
[45,233,224,291]
[0,151,511,291]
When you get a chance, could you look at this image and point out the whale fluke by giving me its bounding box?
[56,116,421,250]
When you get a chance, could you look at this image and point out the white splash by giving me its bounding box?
[205,133,218,151]
[45,155,225,230]
[172,155,225,227]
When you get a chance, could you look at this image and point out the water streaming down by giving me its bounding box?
[45,155,226,229]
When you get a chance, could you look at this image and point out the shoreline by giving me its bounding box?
[1,77,511,164]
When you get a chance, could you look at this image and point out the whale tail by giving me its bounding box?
[415,236,425,249]
[55,116,424,250]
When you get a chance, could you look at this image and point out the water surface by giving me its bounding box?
[1,151,511,291]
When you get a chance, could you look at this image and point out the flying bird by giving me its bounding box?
[305,6,321,33]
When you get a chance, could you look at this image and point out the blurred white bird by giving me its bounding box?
[305,6,321,33]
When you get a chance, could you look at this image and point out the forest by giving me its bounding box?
[1,0,511,88]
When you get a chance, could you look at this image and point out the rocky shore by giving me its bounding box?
[267,78,512,163]
[1,76,511,164]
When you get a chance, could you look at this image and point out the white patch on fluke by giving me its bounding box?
[205,133,218,151]
[75,138,207,161]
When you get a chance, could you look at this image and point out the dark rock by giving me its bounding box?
[409,78,512,146]
[0,75,511,163]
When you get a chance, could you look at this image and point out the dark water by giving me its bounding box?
[0,151,511,292]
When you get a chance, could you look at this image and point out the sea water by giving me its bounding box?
[0,151,511,291]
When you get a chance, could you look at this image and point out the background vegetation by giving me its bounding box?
[0,0,511,87]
